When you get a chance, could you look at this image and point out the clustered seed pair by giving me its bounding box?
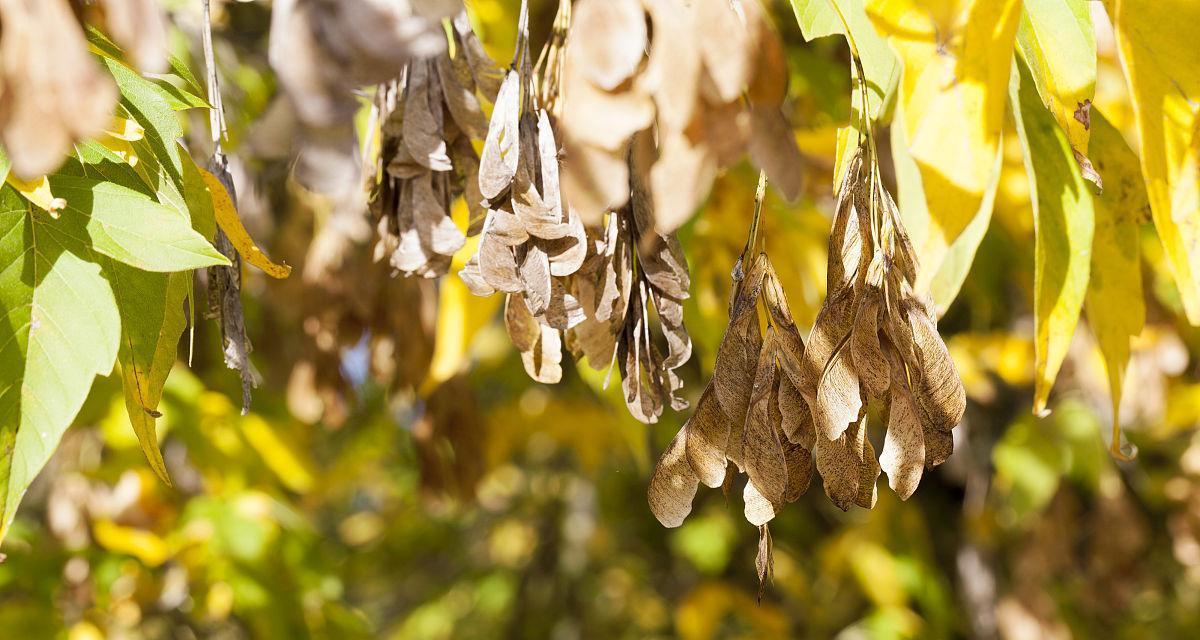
[649,141,966,588]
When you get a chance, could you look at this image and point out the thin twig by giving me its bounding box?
[201,0,227,152]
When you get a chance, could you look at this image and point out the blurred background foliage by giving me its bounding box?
[2,1,1200,638]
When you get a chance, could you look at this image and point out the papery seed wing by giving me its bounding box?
[486,204,531,246]
[570,0,647,91]
[814,418,862,512]
[851,294,890,399]
[855,423,880,509]
[641,0,701,131]
[805,291,862,441]
[520,244,553,316]
[712,255,768,423]
[907,299,966,432]
[436,50,488,139]
[880,373,925,500]
[695,0,752,104]
[650,129,718,235]
[648,428,699,528]
[508,295,563,383]
[778,376,814,449]
[413,173,464,256]
[683,383,734,488]
[740,334,787,509]
[541,280,587,330]
[744,479,778,527]
[452,12,503,98]
[402,61,453,171]
[478,226,524,292]
[782,439,814,503]
[458,254,496,296]
[479,70,521,200]
[545,209,588,276]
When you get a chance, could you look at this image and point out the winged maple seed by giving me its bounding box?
[649,251,812,528]
[567,167,693,423]
[370,13,501,279]
[456,0,589,384]
[799,142,966,509]
[558,0,804,235]
[0,0,119,179]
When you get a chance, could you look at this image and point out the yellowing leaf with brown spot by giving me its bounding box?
[199,167,292,279]
[1084,110,1147,450]
[1016,0,1098,186]
[1105,0,1200,324]
[1012,59,1094,416]
[865,0,1020,260]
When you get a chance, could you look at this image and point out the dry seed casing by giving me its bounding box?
[371,14,500,279]
[801,143,966,508]
[559,0,804,234]
[649,252,813,528]
[458,0,591,383]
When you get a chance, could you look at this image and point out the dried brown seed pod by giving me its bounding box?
[371,13,499,279]
[801,141,966,508]
[560,0,804,234]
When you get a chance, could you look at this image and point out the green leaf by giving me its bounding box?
[103,57,190,215]
[105,260,188,485]
[892,100,1002,314]
[1012,58,1095,416]
[791,0,899,184]
[790,0,897,120]
[1016,0,1098,185]
[0,186,122,541]
[1084,110,1148,450]
[46,175,229,272]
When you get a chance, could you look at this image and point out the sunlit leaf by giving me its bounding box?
[1012,59,1094,416]
[1084,110,1147,454]
[1105,0,1200,324]
[1016,0,1098,186]
[0,186,121,541]
[866,0,1021,258]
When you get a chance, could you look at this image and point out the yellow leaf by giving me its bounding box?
[5,173,65,216]
[1084,110,1147,455]
[241,413,315,493]
[1016,0,1099,185]
[866,0,1021,257]
[93,519,171,567]
[1013,58,1094,416]
[199,167,293,278]
[1106,0,1200,323]
[892,98,1002,313]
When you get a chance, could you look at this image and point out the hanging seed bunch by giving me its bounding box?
[798,139,967,509]
[565,161,693,423]
[647,180,811,592]
[458,0,592,384]
[558,0,803,235]
[648,251,816,524]
[371,12,501,279]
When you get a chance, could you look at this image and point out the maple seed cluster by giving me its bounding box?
[371,14,500,279]
[650,143,967,536]
[802,144,966,507]
[559,0,804,235]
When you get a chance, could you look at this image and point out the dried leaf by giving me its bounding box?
[850,293,889,398]
[570,0,647,91]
